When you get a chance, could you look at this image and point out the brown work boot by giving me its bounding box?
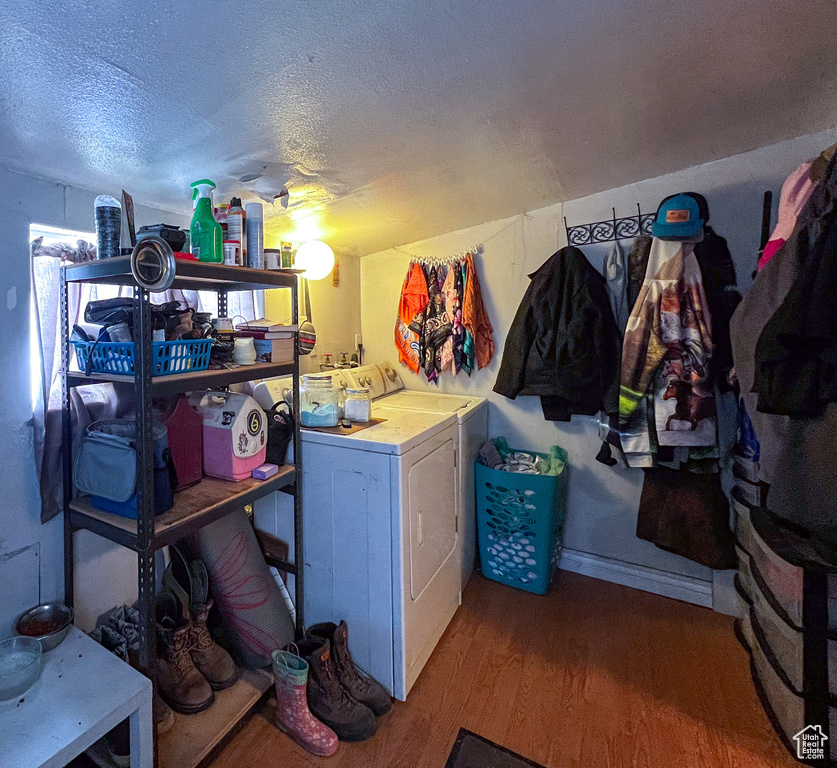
[156,591,214,715]
[307,621,392,716]
[297,637,377,742]
[190,598,240,690]
[154,694,175,734]
[163,547,240,691]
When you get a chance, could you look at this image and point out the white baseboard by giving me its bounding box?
[559,548,713,609]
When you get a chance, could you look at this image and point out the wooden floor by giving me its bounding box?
[211,571,797,768]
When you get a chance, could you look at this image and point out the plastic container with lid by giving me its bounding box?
[344,388,372,423]
[94,195,121,259]
[215,203,229,238]
[223,239,241,266]
[300,374,340,427]
[264,248,282,270]
[228,198,247,262]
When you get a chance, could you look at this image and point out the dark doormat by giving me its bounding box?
[445,728,548,768]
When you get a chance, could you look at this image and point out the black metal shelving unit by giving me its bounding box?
[60,258,304,768]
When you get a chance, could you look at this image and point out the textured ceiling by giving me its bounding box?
[0,0,836,255]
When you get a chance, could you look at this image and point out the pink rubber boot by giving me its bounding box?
[272,647,339,756]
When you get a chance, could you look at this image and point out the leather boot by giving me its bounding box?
[156,591,214,715]
[154,694,175,734]
[296,637,377,742]
[164,548,240,690]
[190,598,240,690]
[272,648,339,756]
[308,621,392,716]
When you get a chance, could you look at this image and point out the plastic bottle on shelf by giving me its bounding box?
[214,203,229,239]
[227,197,247,264]
[245,202,264,269]
[189,179,223,263]
[94,195,121,259]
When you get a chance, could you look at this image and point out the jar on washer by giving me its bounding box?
[344,387,372,423]
[299,374,340,427]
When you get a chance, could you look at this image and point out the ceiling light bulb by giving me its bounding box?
[294,240,335,281]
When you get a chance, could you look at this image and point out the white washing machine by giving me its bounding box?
[252,371,463,700]
[340,363,488,590]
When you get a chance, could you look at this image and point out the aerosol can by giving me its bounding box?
[190,179,223,262]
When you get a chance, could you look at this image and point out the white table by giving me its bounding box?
[0,626,152,768]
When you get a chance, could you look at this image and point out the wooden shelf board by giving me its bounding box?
[65,255,300,291]
[70,466,296,550]
[159,668,273,768]
[65,360,295,395]
[84,669,273,768]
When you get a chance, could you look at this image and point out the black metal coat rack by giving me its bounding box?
[564,204,655,246]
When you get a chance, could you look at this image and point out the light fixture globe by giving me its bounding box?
[294,240,335,281]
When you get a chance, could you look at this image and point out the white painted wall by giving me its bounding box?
[302,254,362,374]
[263,252,361,375]
[0,169,189,636]
[361,128,837,585]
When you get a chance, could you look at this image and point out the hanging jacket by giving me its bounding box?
[462,252,494,370]
[757,159,817,272]
[394,262,429,374]
[619,239,714,426]
[729,153,837,544]
[604,240,629,334]
[693,226,741,391]
[637,466,736,570]
[754,152,837,417]
[493,246,621,420]
[627,235,652,310]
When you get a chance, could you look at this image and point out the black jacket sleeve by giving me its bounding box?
[493,287,537,399]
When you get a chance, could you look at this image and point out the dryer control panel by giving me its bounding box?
[344,363,403,399]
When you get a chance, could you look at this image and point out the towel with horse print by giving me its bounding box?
[620,237,716,447]
[654,368,717,446]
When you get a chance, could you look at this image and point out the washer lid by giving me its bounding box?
[378,390,487,418]
[301,407,456,455]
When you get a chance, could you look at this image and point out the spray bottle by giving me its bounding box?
[190,179,223,263]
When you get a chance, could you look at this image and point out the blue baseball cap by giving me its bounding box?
[652,193,704,239]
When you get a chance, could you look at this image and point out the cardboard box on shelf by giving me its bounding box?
[254,338,295,363]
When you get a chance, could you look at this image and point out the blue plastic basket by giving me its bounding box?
[73,339,213,377]
[475,446,568,595]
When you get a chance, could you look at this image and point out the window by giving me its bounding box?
[30,224,96,409]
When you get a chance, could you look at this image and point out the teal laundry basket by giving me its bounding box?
[476,446,568,595]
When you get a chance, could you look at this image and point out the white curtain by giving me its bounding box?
[32,238,128,523]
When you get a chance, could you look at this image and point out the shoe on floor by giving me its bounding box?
[154,693,175,734]
[296,637,377,742]
[163,548,241,691]
[155,590,215,715]
[307,621,392,716]
[273,647,339,756]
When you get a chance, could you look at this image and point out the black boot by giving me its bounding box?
[296,637,377,742]
[307,621,392,716]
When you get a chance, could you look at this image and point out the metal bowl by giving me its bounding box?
[16,603,74,652]
[130,235,176,291]
[0,636,42,701]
